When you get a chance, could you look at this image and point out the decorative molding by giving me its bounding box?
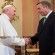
[5,0,13,2]
[1,0,13,9]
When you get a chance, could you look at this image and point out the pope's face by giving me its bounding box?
[8,6,16,21]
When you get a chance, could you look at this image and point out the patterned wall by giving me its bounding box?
[52,0,55,11]
[32,0,39,35]
[22,0,40,36]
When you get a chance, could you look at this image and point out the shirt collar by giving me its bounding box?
[46,10,52,18]
[2,13,10,20]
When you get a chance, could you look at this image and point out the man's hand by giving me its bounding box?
[24,38,31,45]
[53,53,55,55]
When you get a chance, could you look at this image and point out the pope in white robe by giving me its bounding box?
[0,5,25,55]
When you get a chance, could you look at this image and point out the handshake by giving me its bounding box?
[5,37,32,46]
[9,37,32,46]
[24,37,32,45]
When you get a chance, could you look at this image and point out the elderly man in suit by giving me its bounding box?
[0,5,27,55]
[31,1,55,55]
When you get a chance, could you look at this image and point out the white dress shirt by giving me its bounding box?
[46,10,52,18]
[42,10,52,23]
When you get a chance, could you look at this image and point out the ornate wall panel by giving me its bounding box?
[52,0,55,11]
[32,0,39,35]
[22,0,39,37]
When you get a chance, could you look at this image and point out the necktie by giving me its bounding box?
[42,17,46,24]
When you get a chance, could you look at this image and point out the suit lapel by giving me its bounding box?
[38,11,54,34]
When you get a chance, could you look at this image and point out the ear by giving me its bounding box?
[5,8,10,13]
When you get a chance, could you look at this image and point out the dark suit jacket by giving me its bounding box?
[31,12,55,55]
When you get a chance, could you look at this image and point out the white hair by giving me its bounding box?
[3,5,16,10]
[2,5,16,13]
[3,5,13,10]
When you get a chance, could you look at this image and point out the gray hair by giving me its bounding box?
[37,1,52,9]
[2,4,16,13]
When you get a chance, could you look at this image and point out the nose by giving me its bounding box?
[37,10,40,13]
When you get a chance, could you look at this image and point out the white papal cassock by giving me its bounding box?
[0,13,25,55]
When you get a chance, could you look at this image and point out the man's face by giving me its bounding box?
[37,4,47,16]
